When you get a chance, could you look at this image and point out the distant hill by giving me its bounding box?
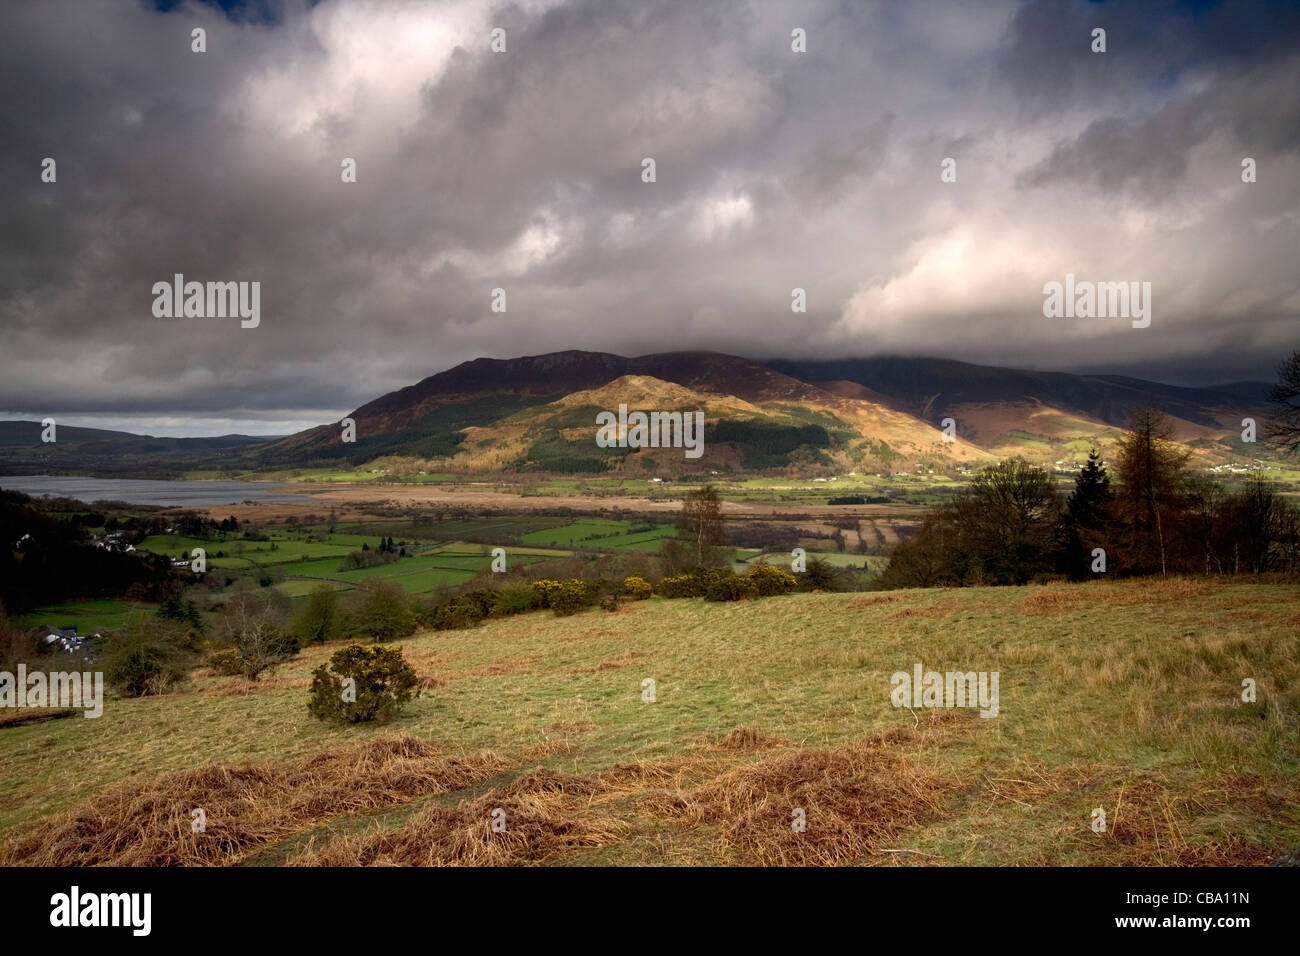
[0,422,275,477]
[0,350,1276,476]
[765,356,1271,460]
[254,350,983,474]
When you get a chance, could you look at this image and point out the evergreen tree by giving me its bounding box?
[1058,449,1112,579]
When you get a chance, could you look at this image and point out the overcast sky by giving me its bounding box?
[1,0,1297,436]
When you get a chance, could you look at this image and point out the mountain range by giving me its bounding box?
[0,351,1273,478]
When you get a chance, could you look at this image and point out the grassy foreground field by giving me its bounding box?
[1,578,1297,866]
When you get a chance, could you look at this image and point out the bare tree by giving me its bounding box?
[1265,350,1300,455]
[1113,408,1190,576]
[220,582,292,680]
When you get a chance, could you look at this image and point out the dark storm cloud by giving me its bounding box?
[0,0,1296,435]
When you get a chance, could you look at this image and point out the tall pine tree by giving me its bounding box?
[1059,449,1112,579]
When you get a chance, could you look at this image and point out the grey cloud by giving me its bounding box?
[0,0,1296,433]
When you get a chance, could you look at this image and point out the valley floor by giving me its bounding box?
[2,579,1297,866]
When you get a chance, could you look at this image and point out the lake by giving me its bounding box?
[0,475,312,507]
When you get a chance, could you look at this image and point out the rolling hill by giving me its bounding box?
[0,351,1276,476]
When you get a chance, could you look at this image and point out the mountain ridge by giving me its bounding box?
[0,350,1275,476]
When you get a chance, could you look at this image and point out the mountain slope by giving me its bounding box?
[765,356,1270,460]
[0,351,1274,477]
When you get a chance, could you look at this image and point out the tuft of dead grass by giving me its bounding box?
[847,594,901,609]
[642,719,961,865]
[288,768,626,866]
[0,736,506,866]
[713,726,788,751]
[1094,771,1290,866]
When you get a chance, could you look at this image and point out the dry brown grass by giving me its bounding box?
[0,708,76,729]
[463,657,541,677]
[198,677,311,697]
[567,650,645,674]
[885,605,950,620]
[1021,578,1223,615]
[0,736,506,866]
[289,768,627,866]
[973,758,1295,866]
[1095,771,1290,866]
[847,594,902,609]
[643,719,960,865]
[713,726,788,751]
[284,719,966,867]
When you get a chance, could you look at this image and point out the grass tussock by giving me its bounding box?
[642,718,962,865]
[846,594,902,609]
[1095,771,1295,866]
[0,736,506,867]
[713,726,788,751]
[289,768,626,866]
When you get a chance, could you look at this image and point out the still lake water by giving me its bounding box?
[0,475,312,507]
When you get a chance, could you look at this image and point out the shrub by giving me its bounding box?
[550,578,591,616]
[207,647,242,676]
[491,582,544,616]
[430,596,487,630]
[656,572,704,598]
[101,620,195,697]
[458,589,498,619]
[622,576,653,600]
[745,564,798,596]
[531,579,562,608]
[798,556,846,592]
[307,642,417,724]
[704,571,758,602]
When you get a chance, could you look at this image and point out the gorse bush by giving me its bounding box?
[307,642,417,724]
[530,579,563,608]
[424,587,510,630]
[656,572,705,598]
[704,570,757,602]
[550,578,594,616]
[622,575,653,600]
[207,647,242,677]
[745,564,798,596]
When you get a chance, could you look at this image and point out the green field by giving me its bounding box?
[2,578,1295,866]
[14,598,152,634]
